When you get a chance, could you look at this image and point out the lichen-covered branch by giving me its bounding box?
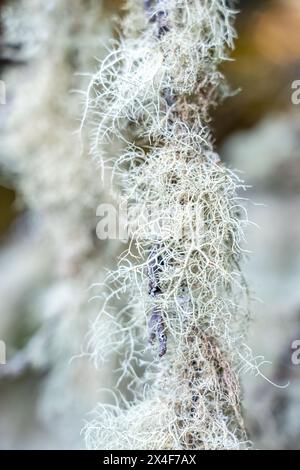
[84,0,251,450]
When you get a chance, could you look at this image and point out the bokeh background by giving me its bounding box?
[0,0,300,450]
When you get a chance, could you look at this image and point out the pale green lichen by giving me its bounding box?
[84,0,251,450]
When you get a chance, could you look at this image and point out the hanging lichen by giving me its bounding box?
[84,0,251,450]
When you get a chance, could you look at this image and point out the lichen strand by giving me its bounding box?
[0,0,119,435]
[85,0,250,450]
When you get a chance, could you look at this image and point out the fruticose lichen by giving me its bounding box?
[83,0,252,450]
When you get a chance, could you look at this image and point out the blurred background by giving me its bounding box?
[0,0,300,450]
